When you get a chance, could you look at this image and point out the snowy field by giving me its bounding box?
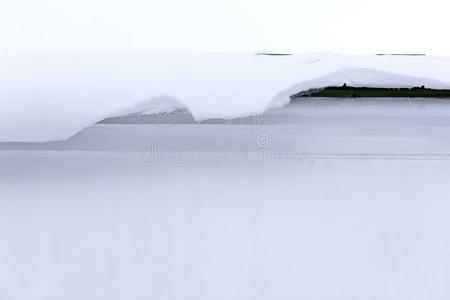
[1,98,450,300]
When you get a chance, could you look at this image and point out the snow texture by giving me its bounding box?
[2,150,450,300]
[1,52,450,142]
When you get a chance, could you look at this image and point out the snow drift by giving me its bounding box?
[1,52,450,142]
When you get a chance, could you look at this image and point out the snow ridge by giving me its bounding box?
[1,52,450,142]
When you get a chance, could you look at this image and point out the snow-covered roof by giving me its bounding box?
[1,52,450,142]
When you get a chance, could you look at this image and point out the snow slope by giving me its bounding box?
[1,52,450,142]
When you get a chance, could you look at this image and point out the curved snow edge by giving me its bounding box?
[268,67,450,110]
[110,68,450,121]
[2,52,450,142]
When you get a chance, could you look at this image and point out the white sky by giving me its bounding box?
[1,0,450,54]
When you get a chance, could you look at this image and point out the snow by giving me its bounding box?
[4,98,450,153]
[111,96,188,117]
[2,147,450,300]
[270,67,450,108]
[1,52,450,142]
[2,99,450,299]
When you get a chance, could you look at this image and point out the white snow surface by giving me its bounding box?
[1,51,450,142]
[110,96,188,117]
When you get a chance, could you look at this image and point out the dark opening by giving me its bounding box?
[255,52,293,56]
[291,85,450,99]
